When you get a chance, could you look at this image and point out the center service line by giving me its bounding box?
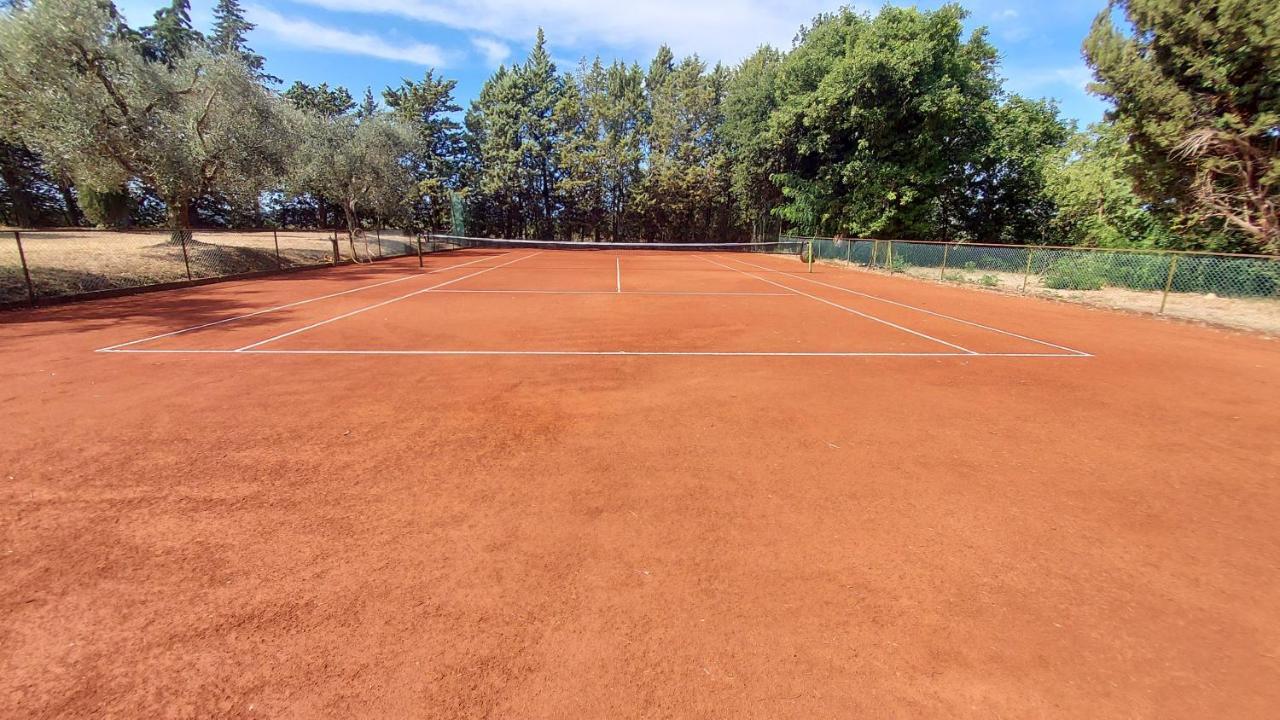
[235,251,541,351]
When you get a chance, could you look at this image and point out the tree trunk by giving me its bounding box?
[165,198,191,243]
[342,200,364,262]
[57,181,85,227]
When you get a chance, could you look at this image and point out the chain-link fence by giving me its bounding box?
[2,227,432,307]
[794,236,1280,335]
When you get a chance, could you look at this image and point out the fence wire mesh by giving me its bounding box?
[1,227,435,306]
[791,236,1280,334]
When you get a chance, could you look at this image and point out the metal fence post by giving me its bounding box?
[376,225,383,258]
[1021,248,1035,292]
[416,233,424,268]
[845,239,853,265]
[808,239,814,273]
[1159,254,1179,314]
[272,229,282,269]
[939,243,950,281]
[331,229,339,266]
[886,241,894,271]
[14,231,36,307]
[177,229,192,280]
[869,240,879,269]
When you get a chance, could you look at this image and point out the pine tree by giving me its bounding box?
[519,28,563,239]
[141,0,202,67]
[358,87,378,119]
[210,0,276,83]
[384,70,464,231]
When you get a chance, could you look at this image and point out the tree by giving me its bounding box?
[210,0,276,84]
[519,29,563,239]
[141,0,203,67]
[766,6,1001,239]
[384,70,464,232]
[79,184,134,228]
[283,81,356,119]
[1044,124,1175,249]
[636,49,741,241]
[286,108,415,256]
[0,0,293,232]
[723,46,784,239]
[357,87,378,119]
[464,65,526,236]
[944,96,1072,242]
[1084,0,1279,252]
[0,140,72,226]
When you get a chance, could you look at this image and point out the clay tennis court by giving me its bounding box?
[2,243,1278,717]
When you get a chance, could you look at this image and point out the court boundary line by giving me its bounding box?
[698,255,979,355]
[426,289,792,297]
[234,251,540,351]
[728,256,1092,357]
[99,348,1093,358]
[95,252,501,353]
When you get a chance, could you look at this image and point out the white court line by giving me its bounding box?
[101,348,1092,358]
[616,258,622,293]
[234,251,540,351]
[427,289,792,297]
[729,256,1092,356]
[95,252,499,353]
[698,256,978,355]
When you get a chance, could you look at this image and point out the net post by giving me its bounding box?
[14,231,36,307]
[1021,248,1035,292]
[177,228,192,280]
[416,233,424,268]
[939,243,949,281]
[1159,254,1178,313]
[331,229,339,266]
[272,229,282,270]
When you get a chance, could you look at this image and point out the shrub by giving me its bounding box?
[1044,257,1106,290]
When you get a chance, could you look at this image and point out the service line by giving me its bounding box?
[727,255,1092,357]
[234,251,540,351]
[96,253,499,353]
[698,255,978,355]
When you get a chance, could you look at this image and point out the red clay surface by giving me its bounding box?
[2,248,1278,718]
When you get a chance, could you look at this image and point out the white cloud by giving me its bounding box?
[287,0,839,63]
[471,37,512,67]
[1006,64,1093,93]
[246,5,449,66]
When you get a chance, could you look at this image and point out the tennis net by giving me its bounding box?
[425,234,805,255]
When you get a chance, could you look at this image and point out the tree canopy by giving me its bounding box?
[0,0,1275,255]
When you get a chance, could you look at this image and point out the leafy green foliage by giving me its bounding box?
[0,0,292,229]
[210,0,274,83]
[79,184,133,228]
[767,6,1005,238]
[1084,0,1279,252]
[384,70,464,232]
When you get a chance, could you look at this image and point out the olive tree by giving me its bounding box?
[0,0,291,233]
[285,108,415,259]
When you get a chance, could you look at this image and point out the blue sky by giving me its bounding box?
[112,0,1111,127]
